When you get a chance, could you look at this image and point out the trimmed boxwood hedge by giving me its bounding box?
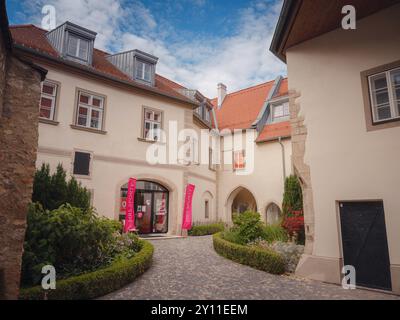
[19,240,153,300]
[213,233,285,275]
[189,223,225,236]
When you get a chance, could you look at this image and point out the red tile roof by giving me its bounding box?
[10,24,195,105]
[211,81,275,130]
[256,121,291,143]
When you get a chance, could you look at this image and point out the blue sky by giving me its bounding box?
[6,0,286,97]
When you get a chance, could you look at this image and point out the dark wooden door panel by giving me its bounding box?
[339,201,392,291]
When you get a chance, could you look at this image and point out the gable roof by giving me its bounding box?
[211,78,289,130]
[10,24,197,107]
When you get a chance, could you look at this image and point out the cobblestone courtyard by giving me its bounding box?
[101,236,398,300]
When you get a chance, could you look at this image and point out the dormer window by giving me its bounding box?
[136,60,152,82]
[272,102,289,122]
[106,49,158,86]
[46,21,96,66]
[67,35,89,61]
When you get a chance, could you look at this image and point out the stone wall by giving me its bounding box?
[289,90,315,256]
[0,55,42,299]
[0,30,6,115]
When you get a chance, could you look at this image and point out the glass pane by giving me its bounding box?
[77,116,87,126]
[145,111,152,120]
[395,88,400,101]
[136,181,167,191]
[153,193,168,233]
[78,39,89,60]
[80,94,90,104]
[40,108,51,119]
[144,63,151,81]
[375,91,389,105]
[154,113,160,121]
[376,105,391,120]
[90,110,100,128]
[67,36,78,56]
[391,69,400,86]
[274,105,284,118]
[40,97,52,108]
[78,107,88,115]
[283,102,290,116]
[42,83,55,95]
[136,61,144,79]
[92,97,102,107]
[372,75,387,90]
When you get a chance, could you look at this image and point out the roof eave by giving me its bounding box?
[13,43,198,107]
[269,0,302,63]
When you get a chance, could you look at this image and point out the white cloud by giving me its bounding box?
[21,0,286,97]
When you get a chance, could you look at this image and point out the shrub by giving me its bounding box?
[21,204,124,286]
[189,222,225,236]
[32,163,91,211]
[229,211,265,244]
[213,233,285,275]
[19,240,153,300]
[282,175,305,245]
[262,224,289,243]
[282,175,303,217]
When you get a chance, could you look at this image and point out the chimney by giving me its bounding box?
[217,83,227,108]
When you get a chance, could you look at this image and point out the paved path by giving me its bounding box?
[101,236,398,300]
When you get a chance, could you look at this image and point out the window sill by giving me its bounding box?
[137,137,165,144]
[39,118,59,126]
[70,124,107,135]
[73,173,92,180]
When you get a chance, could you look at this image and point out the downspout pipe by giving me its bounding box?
[278,137,286,185]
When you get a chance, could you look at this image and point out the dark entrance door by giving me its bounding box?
[339,201,392,291]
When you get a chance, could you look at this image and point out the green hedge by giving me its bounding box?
[213,233,285,275]
[19,240,153,300]
[189,223,225,236]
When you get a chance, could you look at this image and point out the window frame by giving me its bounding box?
[141,106,163,142]
[361,59,400,131]
[135,59,152,83]
[39,80,59,121]
[66,33,90,62]
[233,150,246,171]
[74,89,106,131]
[205,200,210,219]
[271,102,290,123]
[72,149,93,179]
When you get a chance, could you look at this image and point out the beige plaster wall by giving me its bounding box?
[286,4,400,272]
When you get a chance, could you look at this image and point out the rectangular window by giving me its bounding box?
[205,200,209,219]
[204,109,210,123]
[39,81,58,120]
[67,35,89,61]
[76,90,104,130]
[369,68,400,123]
[209,148,216,171]
[136,60,152,82]
[143,108,162,141]
[233,150,246,170]
[192,137,199,164]
[272,102,289,122]
[73,151,91,176]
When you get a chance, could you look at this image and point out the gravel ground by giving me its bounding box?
[101,236,399,300]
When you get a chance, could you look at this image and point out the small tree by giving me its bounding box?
[32,163,91,211]
[282,175,303,217]
[282,175,305,244]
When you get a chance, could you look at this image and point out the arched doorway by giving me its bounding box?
[266,203,282,225]
[227,186,257,219]
[120,180,169,234]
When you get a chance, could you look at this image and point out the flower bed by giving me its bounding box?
[213,232,285,275]
[19,240,153,300]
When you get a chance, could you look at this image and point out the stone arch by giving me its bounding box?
[225,185,258,223]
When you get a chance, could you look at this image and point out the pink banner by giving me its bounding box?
[123,178,137,233]
[182,184,195,230]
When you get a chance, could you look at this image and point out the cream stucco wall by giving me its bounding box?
[217,132,292,224]
[286,4,400,287]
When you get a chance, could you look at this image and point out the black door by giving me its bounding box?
[339,201,392,291]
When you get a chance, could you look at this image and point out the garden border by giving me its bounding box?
[213,232,285,275]
[189,223,225,236]
[19,240,154,300]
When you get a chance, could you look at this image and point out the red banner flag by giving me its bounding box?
[182,184,195,230]
[124,178,137,233]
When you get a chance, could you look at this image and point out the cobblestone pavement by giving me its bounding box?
[101,236,399,300]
